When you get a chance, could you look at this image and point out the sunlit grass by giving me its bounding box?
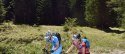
[0,22,125,54]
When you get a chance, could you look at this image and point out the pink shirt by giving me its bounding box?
[73,40,86,54]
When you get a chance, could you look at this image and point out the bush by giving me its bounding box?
[0,21,15,32]
[63,18,78,32]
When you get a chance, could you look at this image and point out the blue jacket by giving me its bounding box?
[46,36,62,54]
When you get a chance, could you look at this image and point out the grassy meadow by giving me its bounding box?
[0,22,125,54]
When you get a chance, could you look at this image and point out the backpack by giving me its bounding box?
[82,38,90,48]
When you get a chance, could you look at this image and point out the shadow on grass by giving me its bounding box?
[98,27,125,34]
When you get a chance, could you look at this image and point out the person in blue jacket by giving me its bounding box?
[44,31,62,54]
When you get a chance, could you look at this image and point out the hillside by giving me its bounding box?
[0,23,125,54]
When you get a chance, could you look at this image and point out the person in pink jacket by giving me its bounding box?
[66,34,87,54]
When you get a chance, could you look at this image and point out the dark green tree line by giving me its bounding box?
[14,0,36,24]
[36,0,70,25]
[71,0,86,25]
[0,0,125,29]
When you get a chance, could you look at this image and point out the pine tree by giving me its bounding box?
[85,0,99,26]
[71,0,86,25]
[117,0,125,28]
[85,0,112,29]
[0,0,5,23]
[36,0,50,24]
[56,0,70,25]
[110,0,125,28]
[3,0,15,20]
[36,0,70,25]
[14,0,36,24]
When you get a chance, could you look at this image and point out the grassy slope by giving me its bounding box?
[0,23,125,54]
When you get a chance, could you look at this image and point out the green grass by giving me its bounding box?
[0,23,125,54]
